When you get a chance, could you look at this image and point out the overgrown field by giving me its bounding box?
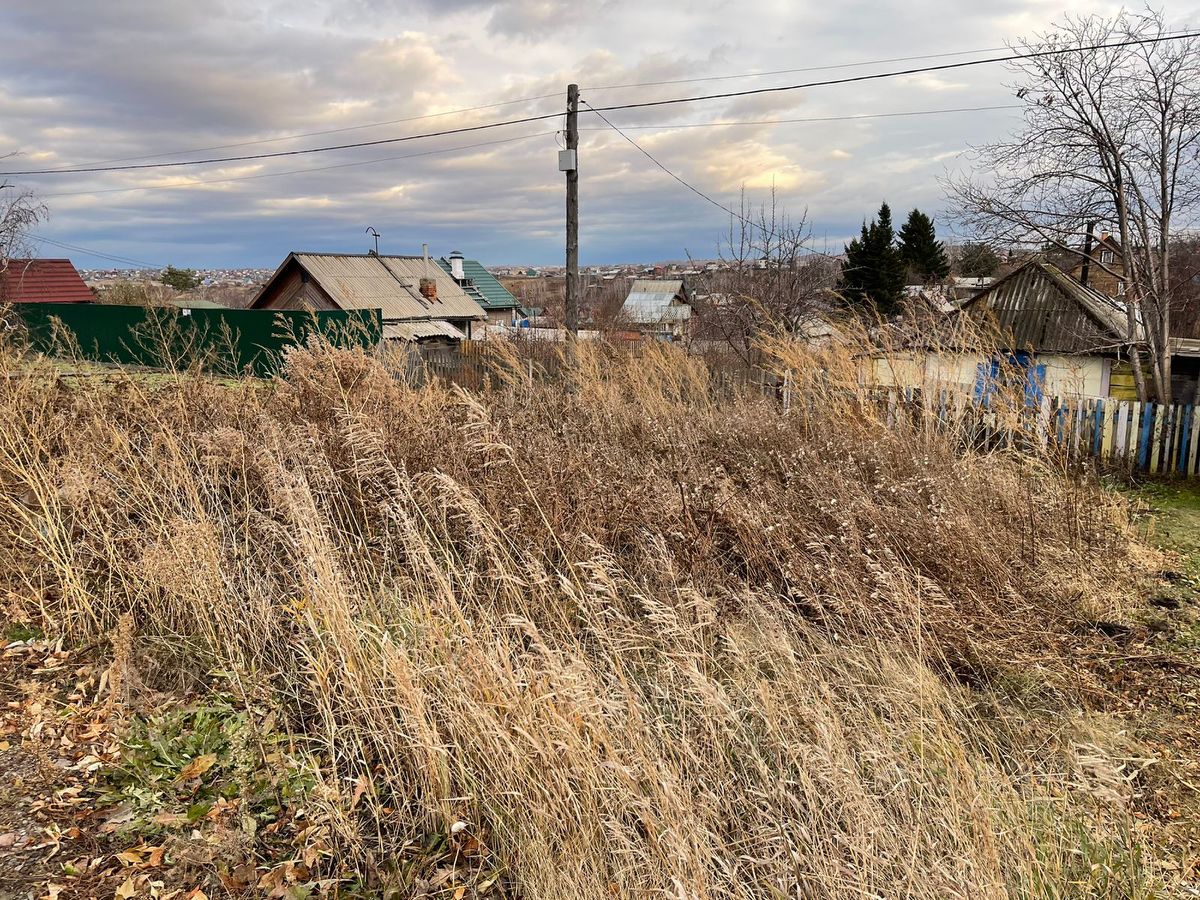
[0,340,1196,899]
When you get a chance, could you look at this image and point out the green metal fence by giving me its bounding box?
[4,303,382,376]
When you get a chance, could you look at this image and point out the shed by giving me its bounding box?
[619,279,692,340]
[251,252,486,342]
[0,259,93,304]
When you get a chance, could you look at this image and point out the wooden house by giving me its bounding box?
[251,252,487,343]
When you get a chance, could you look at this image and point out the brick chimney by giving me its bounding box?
[419,277,438,302]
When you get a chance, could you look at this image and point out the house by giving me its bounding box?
[618,279,692,341]
[0,259,93,304]
[872,259,1138,399]
[950,276,994,304]
[436,250,524,327]
[251,252,487,343]
[959,259,1138,398]
[1055,232,1126,297]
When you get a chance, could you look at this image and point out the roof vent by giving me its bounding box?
[449,250,465,282]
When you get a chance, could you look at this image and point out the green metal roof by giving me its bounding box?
[436,257,520,310]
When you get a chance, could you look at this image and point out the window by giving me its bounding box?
[1101,249,1115,265]
[1117,281,1126,295]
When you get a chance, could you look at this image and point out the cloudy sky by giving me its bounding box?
[0,0,1185,267]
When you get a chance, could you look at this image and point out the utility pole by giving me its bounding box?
[564,83,580,335]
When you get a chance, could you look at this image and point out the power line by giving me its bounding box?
[585,30,1200,116]
[4,30,1197,178]
[582,99,840,263]
[41,131,556,199]
[578,103,1022,131]
[0,112,566,176]
[584,46,1013,90]
[71,92,563,168]
[23,232,164,269]
[582,26,1200,91]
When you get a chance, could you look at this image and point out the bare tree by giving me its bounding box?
[0,180,47,264]
[690,189,838,363]
[949,9,1200,401]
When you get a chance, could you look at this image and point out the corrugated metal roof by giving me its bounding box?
[962,260,1139,353]
[382,320,465,341]
[377,257,487,320]
[436,257,521,310]
[289,253,485,322]
[629,278,684,295]
[0,259,93,304]
[621,293,692,326]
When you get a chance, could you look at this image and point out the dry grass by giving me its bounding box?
[0,336,1178,898]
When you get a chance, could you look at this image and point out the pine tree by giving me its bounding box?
[957,242,1001,278]
[897,209,950,281]
[840,202,907,315]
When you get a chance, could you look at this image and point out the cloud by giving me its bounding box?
[0,0,1123,265]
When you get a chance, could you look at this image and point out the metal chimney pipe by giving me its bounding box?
[422,242,429,278]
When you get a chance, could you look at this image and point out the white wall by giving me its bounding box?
[868,351,1110,399]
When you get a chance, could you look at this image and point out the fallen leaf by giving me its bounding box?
[114,876,136,900]
[175,753,218,783]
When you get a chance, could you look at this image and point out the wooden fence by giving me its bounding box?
[386,340,1199,479]
[1047,397,1200,476]
[883,388,1200,478]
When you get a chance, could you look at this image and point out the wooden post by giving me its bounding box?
[565,83,580,336]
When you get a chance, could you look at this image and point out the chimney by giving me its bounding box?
[449,249,465,282]
[1079,221,1096,288]
[419,277,438,302]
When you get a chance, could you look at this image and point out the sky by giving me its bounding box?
[0,0,1189,268]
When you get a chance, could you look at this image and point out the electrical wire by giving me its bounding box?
[0,112,567,176]
[72,92,563,168]
[584,46,1014,90]
[22,232,164,269]
[582,26,1200,90]
[578,103,1022,131]
[41,131,556,199]
[4,30,1196,178]
[585,30,1200,115]
[582,99,841,262]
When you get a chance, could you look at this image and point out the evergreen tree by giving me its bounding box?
[161,265,200,292]
[897,208,950,281]
[957,242,1001,278]
[840,202,907,315]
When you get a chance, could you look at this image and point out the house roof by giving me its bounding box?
[621,279,691,326]
[253,252,486,322]
[628,278,684,296]
[960,259,1139,353]
[382,320,466,342]
[0,259,92,304]
[435,256,520,310]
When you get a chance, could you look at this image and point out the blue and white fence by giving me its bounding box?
[883,388,1200,477]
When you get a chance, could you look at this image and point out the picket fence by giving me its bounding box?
[1049,397,1200,476]
[885,388,1200,478]
[395,339,1199,478]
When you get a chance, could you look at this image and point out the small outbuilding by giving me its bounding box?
[618,279,692,341]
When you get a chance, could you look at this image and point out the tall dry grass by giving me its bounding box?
[0,336,1169,898]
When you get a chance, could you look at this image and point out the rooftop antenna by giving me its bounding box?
[365,226,381,255]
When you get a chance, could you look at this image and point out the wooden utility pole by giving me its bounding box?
[564,83,580,335]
